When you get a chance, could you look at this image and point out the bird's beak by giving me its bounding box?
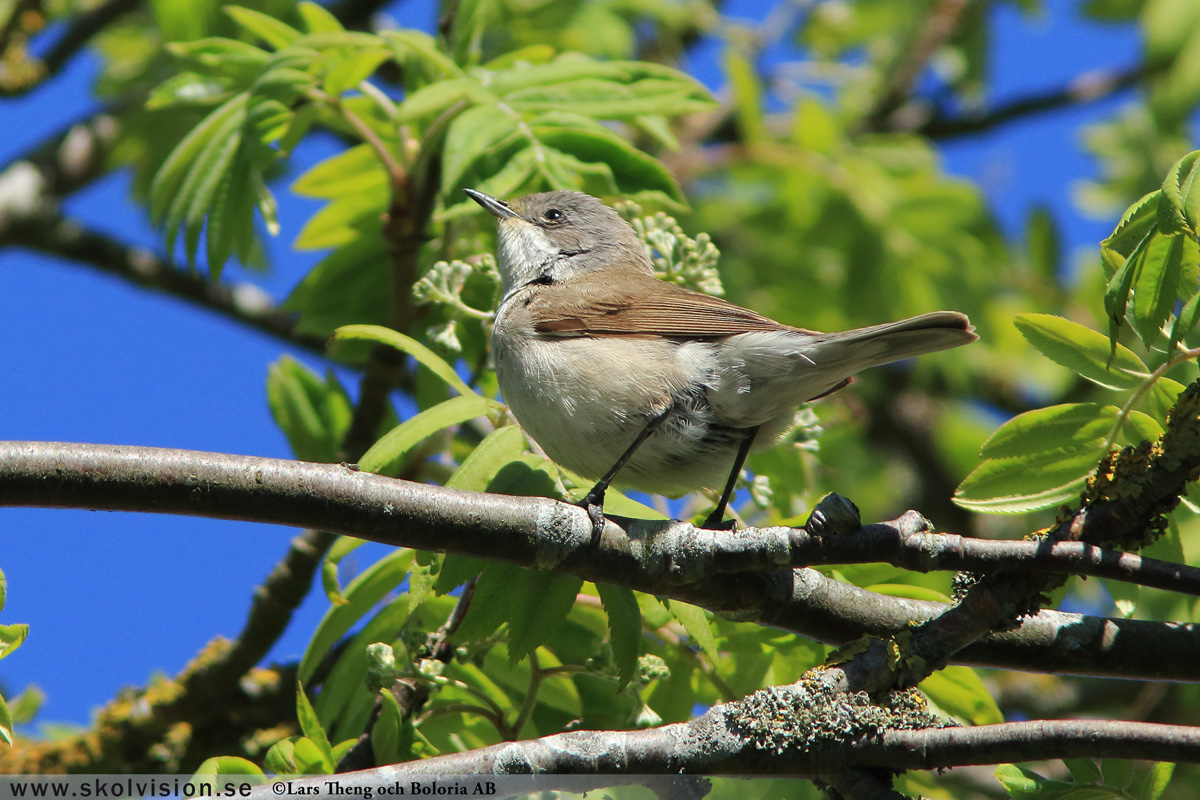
[464,188,519,219]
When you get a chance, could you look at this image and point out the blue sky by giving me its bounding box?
[0,0,1149,727]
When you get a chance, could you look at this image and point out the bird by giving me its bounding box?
[465,188,977,540]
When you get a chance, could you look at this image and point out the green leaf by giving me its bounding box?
[1132,233,1190,346]
[506,571,584,664]
[147,73,231,109]
[441,103,518,193]
[294,181,389,249]
[224,6,301,49]
[358,394,499,475]
[324,48,392,97]
[597,583,641,689]
[980,403,1118,459]
[0,624,29,661]
[320,536,366,605]
[506,78,713,120]
[191,757,265,777]
[1100,758,1134,790]
[263,737,302,775]
[1014,314,1148,390]
[284,237,389,337]
[165,38,270,85]
[295,683,335,772]
[298,2,344,33]
[725,49,764,144]
[0,695,11,746]
[383,30,464,79]
[532,119,683,201]
[1064,758,1103,784]
[298,549,415,684]
[150,93,246,228]
[665,600,718,663]
[452,563,518,641]
[446,425,527,491]
[330,324,477,398]
[395,78,483,123]
[1027,206,1060,281]
[1159,151,1200,236]
[266,356,353,463]
[918,666,1003,726]
[1146,377,1187,425]
[994,764,1073,798]
[1123,410,1164,443]
[954,448,1104,514]
[1103,231,1145,344]
[1138,762,1176,800]
[1102,190,1162,260]
[370,689,404,765]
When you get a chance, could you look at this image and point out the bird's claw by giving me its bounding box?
[577,489,607,546]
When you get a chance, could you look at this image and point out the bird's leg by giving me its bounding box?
[579,407,672,545]
[702,426,760,530]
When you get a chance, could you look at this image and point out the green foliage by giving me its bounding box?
[995,760,1176,800]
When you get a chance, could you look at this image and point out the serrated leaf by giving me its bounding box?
[1103,231,1146,343]
[954,448,1104,514]
[506,78,713,119]
[532,122,683,201]
[452,563,518,641]
[1159,151,1200,236]
[665,600,718,663]
[597,583,641,689]
[295,683,334,771]
[1102,190,1162,259]
[506,571,584,664]
[285,237,389,337]
[918,665,1003,726]
[165,38,270,85]
[331,324,477,398]
[395,78,483,122]
[980,403,1118,459]
[358,394,500,475]
[1132,233,1188,346]
[298,549,415,683]
[225,6,301,49]
[0,625,29,661]
[1014,314,1148,390]
[266,356,353,463]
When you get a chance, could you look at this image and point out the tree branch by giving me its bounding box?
[0,0,139,96]
[3,211,328,354]
[915,61,1165,139]
[3,440,1199,682]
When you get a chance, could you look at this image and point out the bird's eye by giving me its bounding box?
[543,208,564,223]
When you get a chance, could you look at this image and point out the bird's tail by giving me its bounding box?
[807,311,976,371]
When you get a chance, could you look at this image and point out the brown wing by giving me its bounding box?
[528,272,805,339]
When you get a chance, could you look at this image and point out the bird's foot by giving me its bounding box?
[576,488,607,545]
[701,511,738,531]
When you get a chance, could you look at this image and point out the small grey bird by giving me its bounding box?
[466,188,976,539]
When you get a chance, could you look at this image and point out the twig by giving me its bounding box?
[860,0,972,132]
[917,61,1166,139]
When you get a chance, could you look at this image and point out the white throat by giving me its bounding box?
[497,221,559,295]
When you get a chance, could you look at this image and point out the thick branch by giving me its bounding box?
[3,441,1199,681]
